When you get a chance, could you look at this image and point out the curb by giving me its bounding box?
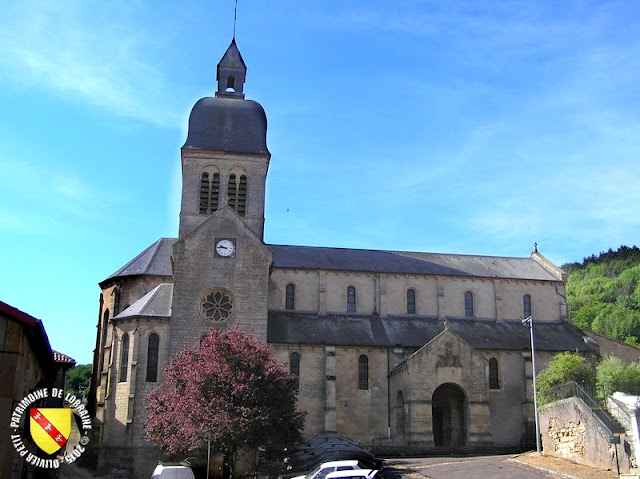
[507,457,582,479]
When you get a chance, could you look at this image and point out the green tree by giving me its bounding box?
[536,352,595,405]
[596,356,640,397]
[65,364,92,396]
[565,245,640,344]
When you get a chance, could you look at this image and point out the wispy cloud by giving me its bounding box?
[0,1,180,126]
[0,157,100,235]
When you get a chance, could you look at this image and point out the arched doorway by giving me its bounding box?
[432,383,467,447]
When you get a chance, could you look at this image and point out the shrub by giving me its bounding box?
[536,352,595,405]
[596,355,640,397]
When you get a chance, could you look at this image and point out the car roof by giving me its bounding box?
[317,460,360,468]
[325,469,375,479]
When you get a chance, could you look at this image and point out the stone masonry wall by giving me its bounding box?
[540,397,632,474]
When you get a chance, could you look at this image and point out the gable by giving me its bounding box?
[396,326,490,402]
[169,206,272,351]
[174,205,270,260]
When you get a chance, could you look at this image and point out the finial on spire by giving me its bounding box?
[233,0,238,39]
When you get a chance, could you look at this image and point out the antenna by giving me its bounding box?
[233,0,238,39]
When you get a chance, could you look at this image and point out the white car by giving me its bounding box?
[292,460,365,479]
[150,462,195,479]
[325,469,380,479]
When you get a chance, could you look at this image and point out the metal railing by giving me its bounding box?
[607,395,634,432]
[545,381,626,434]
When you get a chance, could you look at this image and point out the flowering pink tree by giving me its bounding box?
[145,329,304,470]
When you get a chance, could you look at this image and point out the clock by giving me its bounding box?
[215,238,236,258]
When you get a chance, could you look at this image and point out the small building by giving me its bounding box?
[0,300,75,478]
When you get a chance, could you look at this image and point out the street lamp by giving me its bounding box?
[522,316,541,453]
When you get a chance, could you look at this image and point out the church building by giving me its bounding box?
[89,38,633,477]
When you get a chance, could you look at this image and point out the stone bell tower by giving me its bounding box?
[179,38,271,240]
[169,38,273,356]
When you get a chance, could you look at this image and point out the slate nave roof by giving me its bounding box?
[111,287,596,354]
[267,311,598,353]
[102,238,562,285]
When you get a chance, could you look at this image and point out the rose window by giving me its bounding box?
[200,290,234,321]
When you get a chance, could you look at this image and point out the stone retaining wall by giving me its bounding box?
[540,397,632,474]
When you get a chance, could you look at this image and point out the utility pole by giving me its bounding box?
[522,316,541,453]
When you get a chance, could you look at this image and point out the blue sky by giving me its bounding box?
[1,1,639,365]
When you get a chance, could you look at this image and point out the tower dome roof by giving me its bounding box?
[182,96,269,154]
[182,39,269,155]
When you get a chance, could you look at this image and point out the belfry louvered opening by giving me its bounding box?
[227,173,247,216]
[199,172,220,214]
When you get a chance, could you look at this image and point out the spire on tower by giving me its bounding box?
[216,38,246,99]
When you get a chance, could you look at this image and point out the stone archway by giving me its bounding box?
[432,383,467,447]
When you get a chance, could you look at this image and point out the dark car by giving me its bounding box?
[286,436,382,476]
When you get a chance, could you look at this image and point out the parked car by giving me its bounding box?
[325,469,380,479]
[150,462,195,479]
[291,444,380,471]
[285,435,382,476]
[301,435,360,450]
[291,460,365,479]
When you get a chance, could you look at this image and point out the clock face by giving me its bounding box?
[215,239,236,257]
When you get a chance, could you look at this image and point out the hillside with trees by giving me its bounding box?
[563,245,640,347]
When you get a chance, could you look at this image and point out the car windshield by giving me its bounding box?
[305,465,324,479]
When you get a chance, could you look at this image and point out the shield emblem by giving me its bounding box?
[29,408,71,454]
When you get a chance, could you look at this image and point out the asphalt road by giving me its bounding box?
[382,455,554,479]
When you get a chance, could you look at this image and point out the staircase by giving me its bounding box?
[547,381,626,434]
[548,381,638,477]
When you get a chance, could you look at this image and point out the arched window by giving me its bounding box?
[98,307,109,376]
[146,333,159,382]
[101,309,109,349]
[464,291,474,317]
[407,289,416,314]
[227,173,247,217]
[347,286,357,312]
[199,171,220,214]
[358,355,369,390]
[119,333,129,382]
[285,283,295,310]
[489,357,500,389]
[290,352,300,389]
[523,294,532,319]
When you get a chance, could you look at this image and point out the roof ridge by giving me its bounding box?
[108,239,161,278]
[115,283,173,319]
[145,238,169,275]
[103,238,175,284]
[138,285,160,315]
[268,243,531,260]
